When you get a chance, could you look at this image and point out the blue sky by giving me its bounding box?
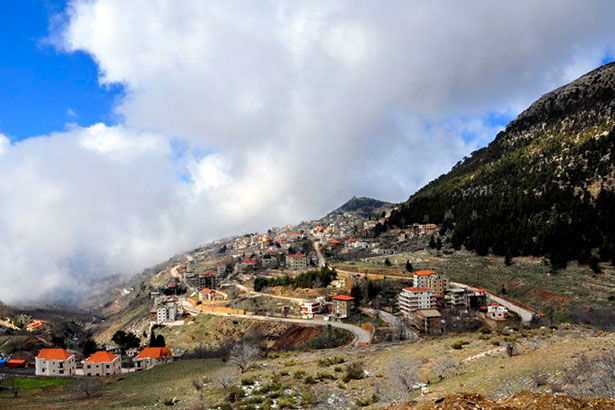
[0,0,123,142]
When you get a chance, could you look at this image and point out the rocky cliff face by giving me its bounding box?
[388,63,615,267]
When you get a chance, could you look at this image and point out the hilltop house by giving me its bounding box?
[35,348,76,376]
[398,287,437,314]
[83,351,121,376]
[134,347,173,371]
[286,253,308,270]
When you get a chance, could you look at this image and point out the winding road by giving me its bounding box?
[180,300,371,346]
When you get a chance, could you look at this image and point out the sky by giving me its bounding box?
[0,0,614,304]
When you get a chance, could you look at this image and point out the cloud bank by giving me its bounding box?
[1,0,615,304]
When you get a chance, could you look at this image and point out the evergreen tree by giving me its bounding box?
[405,260,413,272]
[384,258,392,267]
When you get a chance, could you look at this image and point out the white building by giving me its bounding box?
[157,303,179,324]
[487,303,508,321]
[301,300,321,318]
[398,287,437,314]
[35,348,76,376]
[83,351,121,376]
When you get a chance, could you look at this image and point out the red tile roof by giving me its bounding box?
[332,295,355,301]
[199,288,215,294]
[135,347,172,360]
[84,351,118,363]
[413,270,438,276]
[287,253,306,258]
[37,348,72,361]
[7,359,27,365]
[403,287,433,292]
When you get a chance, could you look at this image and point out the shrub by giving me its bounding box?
[304,375,317,385]
[491,339,501,346]
[333,365,343,372]
[318,355,345,367]
[293,370,306,379]
[342,362,365,383]
[479,327,492,334]
[226,386,245,403]
[356,394,379,407]
[241,376,256,386]
[451,341,464,350]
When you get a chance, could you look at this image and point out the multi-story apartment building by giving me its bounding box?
[413,270,449,295]
[156,303,179,324]
[398,287,437,314]
[286,253,308,270]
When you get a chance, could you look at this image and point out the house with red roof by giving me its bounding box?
[83,351,121,376]
[199,288,225,302]
[26,320,50,333]
[332,294,355,319]
[413,270,449,294]
[35,348,76,376]
[286,253,308,270]
[134,347,173,371]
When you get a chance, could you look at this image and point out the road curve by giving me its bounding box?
[181,301,371,346]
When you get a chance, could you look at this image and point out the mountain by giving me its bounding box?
[326,196,392,218]
[388,63,615,269]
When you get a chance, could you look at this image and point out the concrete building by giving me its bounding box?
[331,294,354,319]
[193,271,219,289]
[487,303,508,321]
[301,300,322,318]
[134,347,173,371]
[413,270,449,295]
[448,288,469,306]
[415,309,442,334]
[35,348,76,376]
[399,287,437,314]
[83,351,121,376]
[156,303,179,324]
[286,253,308,270]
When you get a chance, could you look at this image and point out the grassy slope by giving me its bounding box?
[5,325,611,408]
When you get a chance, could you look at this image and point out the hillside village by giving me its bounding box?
[0,198,544,392]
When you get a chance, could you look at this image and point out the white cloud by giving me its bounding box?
[1,0,615,303]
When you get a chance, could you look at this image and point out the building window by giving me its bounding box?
[59,370,64,374]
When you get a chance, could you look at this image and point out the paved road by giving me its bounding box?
[184,304,371,346]
[312,240,327,268]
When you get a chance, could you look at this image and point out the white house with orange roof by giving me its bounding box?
[199,288,225,302]
[134,347,173,371]
[35,348,76,376]
[83,351,121,376]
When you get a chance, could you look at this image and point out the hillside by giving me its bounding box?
[326,196,392,218]
[388,63,615,268]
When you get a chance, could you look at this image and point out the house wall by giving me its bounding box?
[83,357,121,376]
[35,356,76,376]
